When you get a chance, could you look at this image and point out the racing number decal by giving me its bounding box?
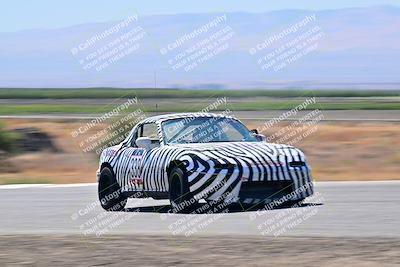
[128,148,145,189]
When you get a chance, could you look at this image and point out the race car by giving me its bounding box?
[97,112,314,212]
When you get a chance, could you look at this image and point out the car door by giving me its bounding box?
[114,125,146,192]
[136,123,164,192]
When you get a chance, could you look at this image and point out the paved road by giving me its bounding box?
[1,110,400,122]
[0,181,399,237]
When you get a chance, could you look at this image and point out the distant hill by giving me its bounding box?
[0,6,399,89]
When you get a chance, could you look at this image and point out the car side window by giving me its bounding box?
[140,123,161,150]
[141,123,159,141]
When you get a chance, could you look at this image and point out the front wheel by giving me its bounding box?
[98,167,127,211]
[168,167,196,213]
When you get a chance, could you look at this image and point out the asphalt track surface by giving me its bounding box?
[0,181,399,237]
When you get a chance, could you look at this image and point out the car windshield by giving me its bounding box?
[162,116,258,144]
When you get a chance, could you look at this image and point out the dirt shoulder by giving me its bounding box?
[1,235,399,266]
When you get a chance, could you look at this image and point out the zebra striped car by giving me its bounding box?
[97,112,314,212]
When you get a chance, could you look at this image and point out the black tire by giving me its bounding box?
[168,167,196,213]
[98,167,127,211]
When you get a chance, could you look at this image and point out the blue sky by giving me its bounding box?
[2,0,400,32]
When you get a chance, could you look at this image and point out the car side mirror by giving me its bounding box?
[250,129,259,134]
[255,134,266,142]
[250,129,266,142]
[136,137,152,149]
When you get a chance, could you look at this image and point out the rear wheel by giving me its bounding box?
[169,167,196,213]
[98,167,127,211]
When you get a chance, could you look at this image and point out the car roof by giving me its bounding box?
[139,112,236,124]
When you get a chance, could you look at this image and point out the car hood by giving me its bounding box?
[171,141,305,161]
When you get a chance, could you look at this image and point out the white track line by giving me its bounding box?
[314,180,400,186]
[0,183,96,189]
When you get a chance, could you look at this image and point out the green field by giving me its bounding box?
[0,88,399,99]
[0,101,399,114]
[0,88,399,113]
